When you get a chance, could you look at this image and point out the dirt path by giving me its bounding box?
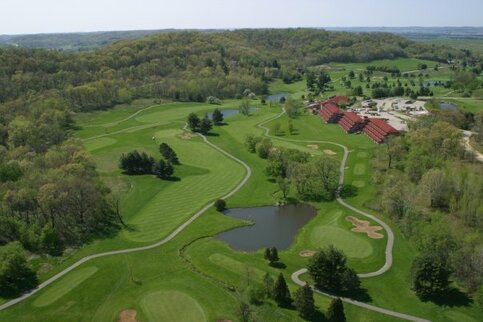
[462,130,483,162]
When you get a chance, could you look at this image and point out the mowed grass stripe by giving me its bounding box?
[124,137,244,242]
[33,267,98,307]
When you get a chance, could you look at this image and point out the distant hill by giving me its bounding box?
[0,29,222,51]
[324,27,483,40]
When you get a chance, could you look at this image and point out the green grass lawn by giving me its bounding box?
[1,74,482,321]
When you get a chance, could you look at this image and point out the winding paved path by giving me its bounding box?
[258,111,430,321]
[1,109,427,321]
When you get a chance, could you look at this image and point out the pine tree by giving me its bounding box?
[264,248,271,261]
[212,108,224,125]
[187,113,200,132]
[327,298,346,322]
[159,143,179,165]
[199,114,213,134]
[273,273,291,307]
[270,247,279,263]
[263,272,274,298]
[294,283,316,319]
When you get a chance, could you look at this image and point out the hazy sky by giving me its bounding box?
[2,0,482,35]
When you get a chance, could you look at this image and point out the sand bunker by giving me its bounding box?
[299,250,316,257]
[307,144,319,150]
[323,149,337,155]
[117,310,139,322]
[346,216,384,239]
[179,132,195,140]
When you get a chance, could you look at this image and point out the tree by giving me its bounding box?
[348,70,355,79]
[255,138,273,159]
[0,242,38,297]
[411,252,452,300]
[40,224,62,256]
[187,113,200,132]
[288,119,295,135]
[263,247,279,265]
[159,143,179,165]
[212,108,224,125]
[294,284,316,319]
[272,122,281,135]
[199,114,213,134]
[152,159,174,179]
[273,273,291,307]
[214,199,226,212]
[307,245,360,293]
[285,97,302,118]
[239,98,251,116]
[263,272,275,298]
[327,298,346,322]
[236,300,252,322]
[245,134,261,153]
[277,177,290,199]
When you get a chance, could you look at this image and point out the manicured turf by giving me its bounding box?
[310,226,373,258]
[33,266,98,307]
[140,290,206,322]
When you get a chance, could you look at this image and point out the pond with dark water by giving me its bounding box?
[216,204,317,251]
[440,102,458,111]
[265,93,289,102]
[208,108,257,119]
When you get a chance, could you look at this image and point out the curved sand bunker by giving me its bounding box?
[323,149,337,155]
[307,144,319,150]
[346,216,384,239]
[118,310,139,322]
[299,250,316,257]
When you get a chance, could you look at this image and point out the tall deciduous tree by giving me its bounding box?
[212,108,224,125]
[411,252,452,300]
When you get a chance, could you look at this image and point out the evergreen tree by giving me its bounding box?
[263,272,274,298]
[294,283,316,320]
[187,113,200,132]
[307,245,360,293]
[214,199,226,212]
[212,108,224,125]
[327,298,346,322]
[273,273,291,307]
[152,159,174,179]
[159,143,179,165]
[270,247,279,263]
[264,248,271,261]
[199,114,213,134]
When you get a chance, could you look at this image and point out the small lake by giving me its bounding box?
[216,204,317,251]
[440,102,458,111]
[265,92,289,102]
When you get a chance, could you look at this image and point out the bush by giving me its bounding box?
[214,199,226,212]
[207,96,221,104]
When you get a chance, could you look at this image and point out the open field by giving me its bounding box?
[1,73,482,321]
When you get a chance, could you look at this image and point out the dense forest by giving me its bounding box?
[0,29,472,111]
[371,116,483,302]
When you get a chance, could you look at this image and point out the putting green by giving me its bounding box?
[353,163,366,175]
[140,290,206,322]
[310,226,373,258]
[209,253,267,281]
[33,266,98,307]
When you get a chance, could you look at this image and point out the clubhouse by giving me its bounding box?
[314,96,398,144]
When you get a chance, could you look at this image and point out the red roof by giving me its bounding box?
[368,118,398,134]
[327,96,350,105]
[322,102,342,114]
[344,112,364,123]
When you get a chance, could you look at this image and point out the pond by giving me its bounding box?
[440,101,458,111]
[216,204,317,251]
[265,92,289,102]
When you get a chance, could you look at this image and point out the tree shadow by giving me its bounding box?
[163,176,181,182]
[312,310,327,322]
[422,287,473,307]
[269,262,287,269]
[340,286,372,302]
[205,132,220,137]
